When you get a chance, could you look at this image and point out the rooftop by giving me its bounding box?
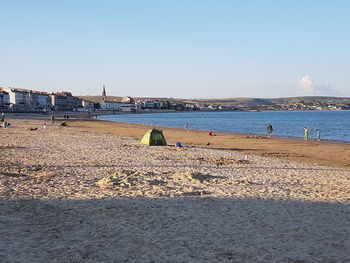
[3,87,50,95]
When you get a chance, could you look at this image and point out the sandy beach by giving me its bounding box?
[1,115,350,262]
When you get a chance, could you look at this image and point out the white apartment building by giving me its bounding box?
[50,92,82,110]
[82,100,95,110]
[100,100,136,112]
[0,89,10,108]
[2,87,52,111]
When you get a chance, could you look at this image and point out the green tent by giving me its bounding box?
[140,129,167,146]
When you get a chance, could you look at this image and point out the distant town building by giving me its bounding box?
[100,100,121,111]
[100,86,137,111]
[33,91,52,111]
[50,92,82,110]
[102,85,107,101]
[120,103,137,112]
[121,96,134,103]
[0,88,10,109]
[82,100,95,110]
[100,99,136,112]
[3,87,31,110]
[2,87,52,111]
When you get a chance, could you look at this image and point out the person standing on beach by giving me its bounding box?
[1,112,4,122]
[184,123,189,132]
[316,129,321,141]
[304,127,309,140]
[267,123,273,138]
[51,115,55,124]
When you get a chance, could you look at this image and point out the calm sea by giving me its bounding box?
[98,111,350,143]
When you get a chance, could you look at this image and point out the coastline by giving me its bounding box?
[98,110,350,144]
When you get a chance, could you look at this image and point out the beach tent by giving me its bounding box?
[140,129,167,146]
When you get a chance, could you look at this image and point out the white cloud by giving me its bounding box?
[299,75,337,96]
[299,75,313,90]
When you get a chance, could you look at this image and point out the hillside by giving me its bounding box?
[80,95,350,106]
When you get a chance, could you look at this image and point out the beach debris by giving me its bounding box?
[29,128,38,131]
[237,155,251,164]
[182,190,213,196]
[175,142,182,147]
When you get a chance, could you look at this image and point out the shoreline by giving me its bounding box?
[97,110,350,144]
[99,117,350,145]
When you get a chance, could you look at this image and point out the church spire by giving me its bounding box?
[102,85,107,101]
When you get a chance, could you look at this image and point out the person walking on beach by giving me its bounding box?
[316,129,321,141]
[304,127,309,140]
[267,123,273,138]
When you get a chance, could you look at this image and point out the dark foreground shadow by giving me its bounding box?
[0,198,349,263]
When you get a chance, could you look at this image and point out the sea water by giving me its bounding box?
[98,111,350,143]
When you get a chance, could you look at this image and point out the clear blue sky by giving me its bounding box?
[1,0,349,98]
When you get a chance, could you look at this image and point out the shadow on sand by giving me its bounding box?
[1,197,349,263]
